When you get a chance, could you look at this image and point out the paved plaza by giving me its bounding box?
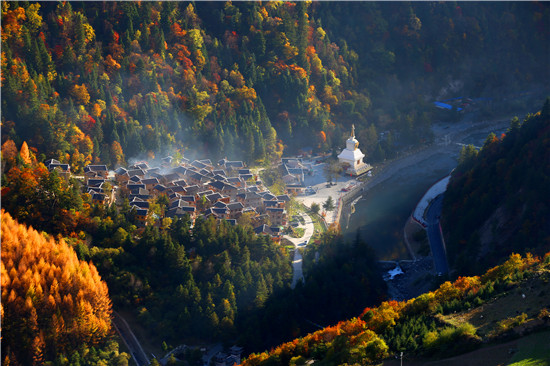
[295,159,364,225]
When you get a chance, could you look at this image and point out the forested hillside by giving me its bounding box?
[1,210,126,365]
[0,133,294,346]
[85,211,293,343]
[2,2,548,169]
[317,2,549,98]
[238,231,387,353]
[442,100,550,275]
[242,252,550,366]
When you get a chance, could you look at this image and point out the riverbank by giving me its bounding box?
[339,142,451,233]
[342,116,516,299]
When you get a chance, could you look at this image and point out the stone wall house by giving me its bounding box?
[266,207,286,226]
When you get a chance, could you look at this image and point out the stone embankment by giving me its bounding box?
[335,181,366,229]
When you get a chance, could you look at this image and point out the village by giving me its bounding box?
[44,155,297,240]
[42,125,372,245]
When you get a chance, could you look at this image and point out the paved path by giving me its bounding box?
[112,311,150,366]
[291,250,305,289]
[283,213,315,288]
[425,195,450,275]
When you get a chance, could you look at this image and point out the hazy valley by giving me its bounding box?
[2,2,550,366]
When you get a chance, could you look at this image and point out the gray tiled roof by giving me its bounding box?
[227,202,244,210]
[128,169,146,177]
[85,165,108,172]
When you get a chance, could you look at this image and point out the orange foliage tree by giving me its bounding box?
[1,210,112,365]
[19,141,32,165]
[1,139,18,165]
[361,300,404,333]
[70,84,91,105]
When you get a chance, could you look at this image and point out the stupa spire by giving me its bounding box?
[351,124,355,138]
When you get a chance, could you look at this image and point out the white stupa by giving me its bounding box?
[338,124,372,176]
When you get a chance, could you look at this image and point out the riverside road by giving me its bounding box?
[426,194,450,275]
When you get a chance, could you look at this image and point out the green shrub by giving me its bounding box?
[473,296,483,306]
[422,322,478,355]
[491,313,529,337]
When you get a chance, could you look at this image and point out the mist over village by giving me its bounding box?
[2,2,550,366]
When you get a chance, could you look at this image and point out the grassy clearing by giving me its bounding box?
[441,272,550,338]
[290,227,305,238]
[508,330,550,366]
[380,330,550,366]
[309,211,326,232]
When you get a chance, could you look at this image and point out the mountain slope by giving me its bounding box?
[240,252,550,366]
[441,100,550,275]
[2,2,548,168]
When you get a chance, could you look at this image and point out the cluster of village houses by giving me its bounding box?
[43,155,344,366]
[213,346,243,366]
[43,127,370,243]
[45,157,292,240]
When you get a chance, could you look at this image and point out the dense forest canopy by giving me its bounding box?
[238,231,388,353]
[85,211,294,344]
[2,1,548,169]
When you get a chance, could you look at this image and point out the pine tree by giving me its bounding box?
[323,196,335,211]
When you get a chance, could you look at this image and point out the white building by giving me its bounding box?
[337,125,372,176]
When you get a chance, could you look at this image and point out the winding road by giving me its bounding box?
[283,213,315,289]
[112,311,150,366]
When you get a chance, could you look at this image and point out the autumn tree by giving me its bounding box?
[19,140,33,165]
[1,210,113,364]
[70,84,91,105]
[1,139,18,172]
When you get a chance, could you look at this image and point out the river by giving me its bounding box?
[347,152,457,260]
[346,118,510,261]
